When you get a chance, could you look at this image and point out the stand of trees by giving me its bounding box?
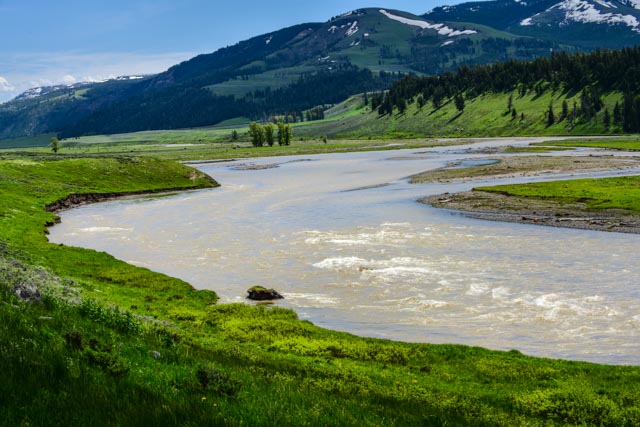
[249,122,292,146]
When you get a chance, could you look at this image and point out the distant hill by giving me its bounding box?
[426,0,640,48]
[1,6,637,139]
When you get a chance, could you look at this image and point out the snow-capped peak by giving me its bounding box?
[519,0,640,32]
[13,75,147,101]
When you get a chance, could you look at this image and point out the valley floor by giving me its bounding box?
[1,138,639,425]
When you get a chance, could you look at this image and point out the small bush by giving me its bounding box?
[84,347,130,378]
[78,299,141,335]
[196,366,242,397]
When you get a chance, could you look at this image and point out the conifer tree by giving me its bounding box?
[547,103,555,126]
[560,100,569,122]
[454,94,465,112]
[613,101,622,126]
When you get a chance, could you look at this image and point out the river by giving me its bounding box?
[48,138,640,365]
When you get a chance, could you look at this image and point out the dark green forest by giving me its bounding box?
[61,66,398,137]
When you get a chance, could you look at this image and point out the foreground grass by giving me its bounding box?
[1,155,639,425]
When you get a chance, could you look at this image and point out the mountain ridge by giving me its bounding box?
[2,4,639,140]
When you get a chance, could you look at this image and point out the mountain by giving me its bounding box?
[13,76,147,102]
[0,6,635,139]
[426,0,640,48]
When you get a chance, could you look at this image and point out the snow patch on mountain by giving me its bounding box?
[520,0,640,32]
[592,0,617,8]
[345,21,359,36]
[379,9,477,37]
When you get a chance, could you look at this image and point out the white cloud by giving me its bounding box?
[0,76,15,92]
[0,50,196,103]
[61,74,77,84]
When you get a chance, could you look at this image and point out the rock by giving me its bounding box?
[246,286,284,301]
[13,281,42,303]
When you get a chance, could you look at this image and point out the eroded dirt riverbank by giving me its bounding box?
[423,191,640,234]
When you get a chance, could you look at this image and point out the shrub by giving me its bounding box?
[196,366,242,397]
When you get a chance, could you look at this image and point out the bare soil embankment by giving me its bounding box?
[423,191,640,234]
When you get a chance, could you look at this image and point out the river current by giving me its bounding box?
[49,139,640,365]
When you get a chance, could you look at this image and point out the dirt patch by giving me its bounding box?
[422,191,640,234]
[410,155,640,183]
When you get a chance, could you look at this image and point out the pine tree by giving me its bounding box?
[603,108,611,128]
[547,103,555,126]
[454,94,465,112]
[613,101,622,126]
[397,97,407,114]
[560,100,569,122]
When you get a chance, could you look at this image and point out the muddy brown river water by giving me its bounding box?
[49,139,640,365]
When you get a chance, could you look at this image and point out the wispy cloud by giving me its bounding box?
[0,76,15,92]
[0,50,195,103]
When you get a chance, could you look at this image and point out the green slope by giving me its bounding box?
[294,89,622,139]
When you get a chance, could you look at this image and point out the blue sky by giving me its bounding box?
[0,0,469,102]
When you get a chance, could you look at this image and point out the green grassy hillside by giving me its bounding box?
[294,89,621,139]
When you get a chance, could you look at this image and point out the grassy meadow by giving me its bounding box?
[0,151,639,425]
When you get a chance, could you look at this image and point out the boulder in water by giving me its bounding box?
[246,286,283,301]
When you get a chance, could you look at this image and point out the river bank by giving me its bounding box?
[412,150,640,233]
[424,190,640,234]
